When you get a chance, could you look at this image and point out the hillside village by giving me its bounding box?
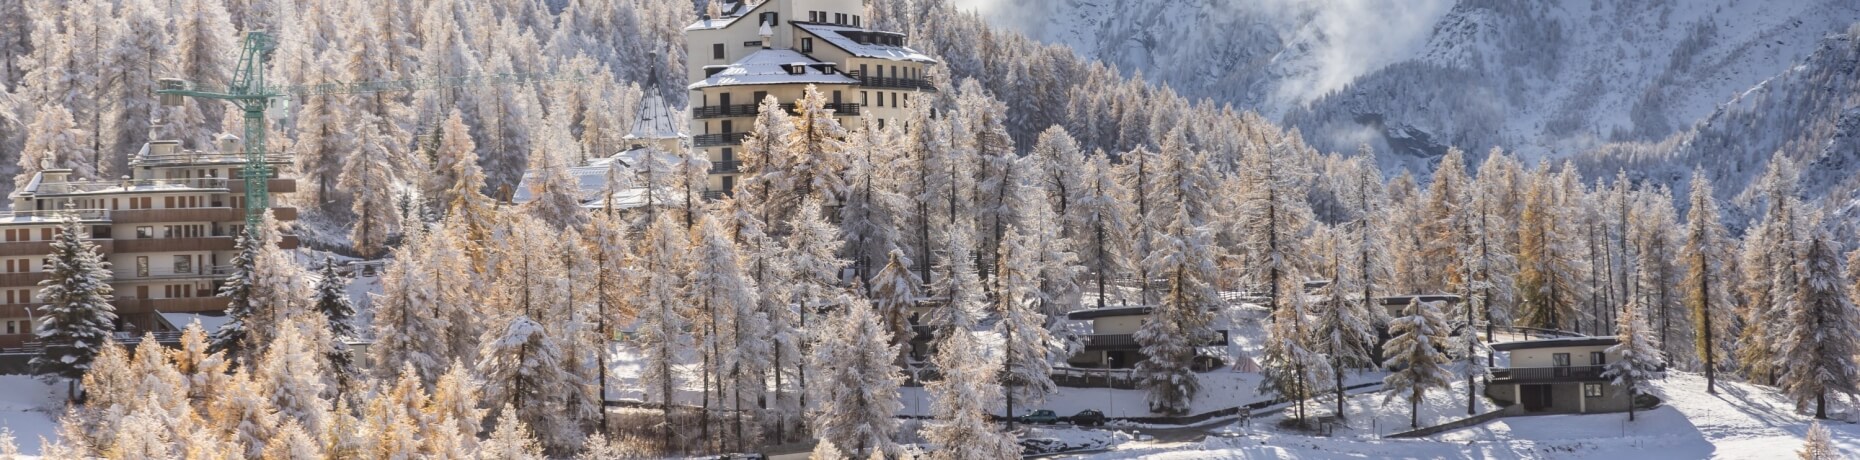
[0,0,1857,459]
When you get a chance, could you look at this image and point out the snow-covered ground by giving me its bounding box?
[0,375,65,456]
[899,369,1387,420]
[1082,372,1860,459]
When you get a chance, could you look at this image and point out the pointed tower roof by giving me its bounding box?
[626,50,688,141]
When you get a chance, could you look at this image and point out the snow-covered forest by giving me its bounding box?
[2,0,1860,458]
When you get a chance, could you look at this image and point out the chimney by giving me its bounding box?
[217,133,243,155]
[760,20,775,49]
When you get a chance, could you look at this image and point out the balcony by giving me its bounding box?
[116,265,232,281]
[0,209,110,222]
[0,239,114,257]
[112,208,244,224]
[112,296,229,313]
[0,272,48,287]
[694,133,750,148]
[1082,330,1229,351]
[693,102,863,119]
[1491,365,1609,384]
[32,178,229,195]
[710,160,740,174]
[846,71,936,91]
[114,236,237,253]
[227,178,298,194]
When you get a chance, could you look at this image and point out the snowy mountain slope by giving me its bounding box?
[962,0,1860,175]
[1573,24,1860,227]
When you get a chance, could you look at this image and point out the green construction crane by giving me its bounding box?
[157,30,571,234]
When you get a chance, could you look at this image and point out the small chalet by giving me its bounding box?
[1485,337,1637,414]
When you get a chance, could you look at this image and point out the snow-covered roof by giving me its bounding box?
[159,311,231,334]
[1490,336,1619,351]
[511,147,692,211]
[688,49,859,90]
[623,92,687,141]
[684,0,763,31]
[794,23,937,63]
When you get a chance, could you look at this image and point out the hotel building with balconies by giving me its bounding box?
[686,0,937,195]
[0,135,297,350]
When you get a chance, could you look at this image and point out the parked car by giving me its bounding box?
[1068,409,1107,426]
[1016,409,1062,425]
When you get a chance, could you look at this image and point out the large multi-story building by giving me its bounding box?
[0,136,297,350]
[685,0,937,195]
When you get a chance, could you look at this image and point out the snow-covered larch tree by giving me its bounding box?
[921,313,1017,460]
[868,249,918,365]
[1631,187,1688,362]
[1418,147,1470,293]
[840,116,907,282]
[996,224,1059,424]
[1260,288,1334,425]
[15,105,83,190]
[1070,154,1132,309]
[1235,140,1313,313]
[1776,229,1860,419]
[785,85,853,204]
[1382,299,1454,428]
[1604,288,1664,422]
[1518,166,1581,330]
[1136,199,1219,415]
[689,214,761,449]
[1312,226,1378,420]
[787,198,846,412]
[1681,170,1734,393]
[808,291,903,458]
[161,0,237,148]
[256,323,329,436]
[32,216,116,400]
[343,114,400,259]
[1799,421,1836,459]
[629,212,692,446]
[368,228,450,383]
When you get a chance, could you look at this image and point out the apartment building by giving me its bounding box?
[0,136,297,349]
[686,0,937,195]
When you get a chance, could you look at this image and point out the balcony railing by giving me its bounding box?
[693,102,863,119]
[34,178,229,195]
[115,265,233,281]
[710,160,740,174]
[1491,365,1609,383]
[1082,330,1228,351]
[694,133,750,148]
[846,71,936,91]
[0,209,110,222]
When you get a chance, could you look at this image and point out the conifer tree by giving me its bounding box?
[1260,287,1333,425]
[98,0,165,177]
[868,250,919,365]
[1071,155,1132,309]
[256,324,329,436]
[996,224,1059,424]
[1682,171,1734,393]
[1519,167,1580,330]
[481,403,547,460]
[1136,198,1219,415]
[787,199,846,414]
[785,85,852,204]
[32,216,116,400]
[922,318,1017,460]
[369,228,450,383]
[630,213,691,447]
[1606,282,1664,422]
[1631,187,1687,362]
[1800,421,1836,459]
[690,214,760,450]
[343,114,399,258]
[809,291,903,458]
[310,257,356,389]
[1312,226,1377,420]
[161,0,236,147]
[840,116,906,282]
[1236,141,1313,313]
[1382,299,1453,428]
[16,106,83,190]
[1419,148,1469,293]
[1776,230,1860,419]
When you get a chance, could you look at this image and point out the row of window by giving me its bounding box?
[1549,351,1607,367]
[805,11,860,27]
[3,319,28,335]
[3,258,37,274]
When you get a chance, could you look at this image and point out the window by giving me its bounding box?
[1552,353,1570,366]
[877,119,886,130]
[801,38,813,53]
[712,43,725,60]
[835,13,846,25]
[722,175,735,194]
[832,90,842,105]
[853,15,861,27]
[1589,351,1606,366]
[721,120,734,134]
[173,255,193,274]
[136,257,149,277]
[1583,383,1603,398]
[720,148,736,163]
[719,92,732,108]
[5,320,16,334]
[759,12,778,26]
[861,91,868,105]
[809,11,818,22]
